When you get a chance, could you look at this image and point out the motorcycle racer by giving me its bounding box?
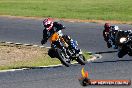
[103,23,111,41]
[103,23,120,49]
[103,23,112,48]
[108,25,120,49]
[41,18,80,55]
[41,18,66,44]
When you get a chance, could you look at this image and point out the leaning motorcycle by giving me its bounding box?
[48,31,86,67]
[115,31,132,58]
[108,29,119,49]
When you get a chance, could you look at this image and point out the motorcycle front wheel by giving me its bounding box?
[118,50,127,58]
[56,48,71,67]
[128,52,132,56]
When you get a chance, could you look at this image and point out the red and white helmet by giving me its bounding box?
[104,23,111,32]
[104,23,110,29]
[43,18,53,31]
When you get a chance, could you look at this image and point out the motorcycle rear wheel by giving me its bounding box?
[76,55,86,65]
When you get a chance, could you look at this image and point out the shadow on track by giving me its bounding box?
[93,59,132,63]
[91,50,132,64]
[94,50,118,54]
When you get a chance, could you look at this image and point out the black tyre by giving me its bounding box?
[118,50,127,58]
[56,48,71,67]
[128,52,132,56]
[48,48,56,58]
[76,55,86,65]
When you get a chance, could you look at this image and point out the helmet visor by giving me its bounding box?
[105,26,110,28]
[44,24,51,28]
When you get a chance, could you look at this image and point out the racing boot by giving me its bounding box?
[107,42,112,48]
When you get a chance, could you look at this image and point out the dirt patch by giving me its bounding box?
[0,43,48,66]
[0,15,132,24]
[0,43,92,70]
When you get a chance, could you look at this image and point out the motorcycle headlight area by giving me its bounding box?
[119,37,127,43]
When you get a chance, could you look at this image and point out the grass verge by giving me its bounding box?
[0,0,132,22]
[0,43,92,70]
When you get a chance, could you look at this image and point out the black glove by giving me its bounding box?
[41,39,47,45]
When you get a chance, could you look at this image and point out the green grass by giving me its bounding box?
[0,0,132,21]
[0,52,92,70]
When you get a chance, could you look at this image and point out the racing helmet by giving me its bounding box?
[104,23,110,29]
[43,18,53,31]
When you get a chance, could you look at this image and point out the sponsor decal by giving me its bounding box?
[79,67,131,86]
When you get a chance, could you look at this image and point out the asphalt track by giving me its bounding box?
[0,17,132,88]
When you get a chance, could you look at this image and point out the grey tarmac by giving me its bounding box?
[0,17,132,88]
